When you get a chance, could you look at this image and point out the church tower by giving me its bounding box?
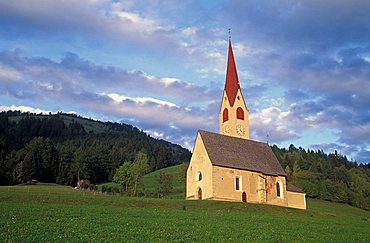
[219,38,249,139]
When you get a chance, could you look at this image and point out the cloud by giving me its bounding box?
[0,49,218,147]
[0,63,22,81]
[338,122,370,146]
[0,105,50,114]
[250,107,299,142]
[102,93,177,108]
[0,49,218,104]
[1,0,369,163]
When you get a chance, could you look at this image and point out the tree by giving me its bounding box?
[155,172,173,197]
[113,162,133,192]
[178,162,189,183]
[131,151,150,196]
[284,165,292,181]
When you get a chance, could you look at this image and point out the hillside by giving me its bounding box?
[0,110,368,210]
[0,184,369,242]
[271,145,370,210]
[0,111,191,186]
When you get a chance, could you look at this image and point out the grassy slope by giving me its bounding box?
[0,184,369,242]
[142,165,185,198]
[100,165,185,198]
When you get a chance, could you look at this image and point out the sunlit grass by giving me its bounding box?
[0,184,368,242]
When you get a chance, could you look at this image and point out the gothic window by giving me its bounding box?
[276,182,281,197]
[236,107,244,120]
[223,108,229,122]
[197,171,202,181]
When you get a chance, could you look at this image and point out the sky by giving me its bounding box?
[0,0,369,163]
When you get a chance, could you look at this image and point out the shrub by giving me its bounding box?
[101,185,107,193]
[112,186,120,194]
[89,184,96,191]
[106,187,112,193]
[82,182,90,190]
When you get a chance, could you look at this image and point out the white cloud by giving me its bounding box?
[0,105,50,114]
[0,64,22,81]
[114,10,160,34]
[160,77,179,87]
[102,92,177,107]
[250,107,298,142]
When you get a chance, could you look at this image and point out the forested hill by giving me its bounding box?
[272,145,369,210]
[0,111,191,186]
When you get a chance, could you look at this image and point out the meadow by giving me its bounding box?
[0,183,369,242]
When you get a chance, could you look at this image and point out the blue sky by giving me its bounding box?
[0,0,369,163]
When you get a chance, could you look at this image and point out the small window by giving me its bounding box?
[235,176,240,191]
[236,107,244,120]
[276,182,281,197]
[223,108,229,122]
[197,172,202,181]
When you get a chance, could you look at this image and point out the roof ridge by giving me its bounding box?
[199,129,268,146]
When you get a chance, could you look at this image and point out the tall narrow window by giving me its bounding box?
[197,171,202,181]
[236,107,244,120]
[276,182,281,197]
[223,108,229,122]
[235,176,240,191]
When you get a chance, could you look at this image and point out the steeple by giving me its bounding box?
[219,35,249,139]
[224,39,241,107]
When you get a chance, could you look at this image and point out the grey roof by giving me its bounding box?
[287,184,304,193]
[199,130,286,176]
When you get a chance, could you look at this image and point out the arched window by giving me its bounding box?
[236,107,244,120]
[197,172,202,181]
[223,108,229,122]
[276,182,281,197]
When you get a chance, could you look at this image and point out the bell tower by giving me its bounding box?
[219,37,249,139]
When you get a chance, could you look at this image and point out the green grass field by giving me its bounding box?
[0,183,369,242]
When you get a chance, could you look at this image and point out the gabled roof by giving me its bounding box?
[224,40,241,107]
[199,130,286,176]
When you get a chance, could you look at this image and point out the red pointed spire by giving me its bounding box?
[224,39,240,107]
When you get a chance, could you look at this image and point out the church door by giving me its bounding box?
[198,188,202,200]
[242,192,247,202]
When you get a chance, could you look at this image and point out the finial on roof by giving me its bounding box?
[228,28,231,40]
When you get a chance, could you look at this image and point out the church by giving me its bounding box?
[186,37,306,210]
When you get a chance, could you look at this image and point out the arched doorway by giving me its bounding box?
[242,192,247,202]
[197,187,202,200]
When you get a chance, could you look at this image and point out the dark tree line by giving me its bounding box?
[272,144,369,210]
[0,111,191,186]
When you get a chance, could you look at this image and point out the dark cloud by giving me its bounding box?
[225,0,370,49]
[356,149,370,164]
[0,49,218,103]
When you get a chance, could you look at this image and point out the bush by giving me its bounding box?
[89,184,96,191]
[106,187,112,193]
[101,185,107,193]
[82,182,90,190]
[112,186,120,194]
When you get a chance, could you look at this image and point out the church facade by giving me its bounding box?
[186,39,306,210]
